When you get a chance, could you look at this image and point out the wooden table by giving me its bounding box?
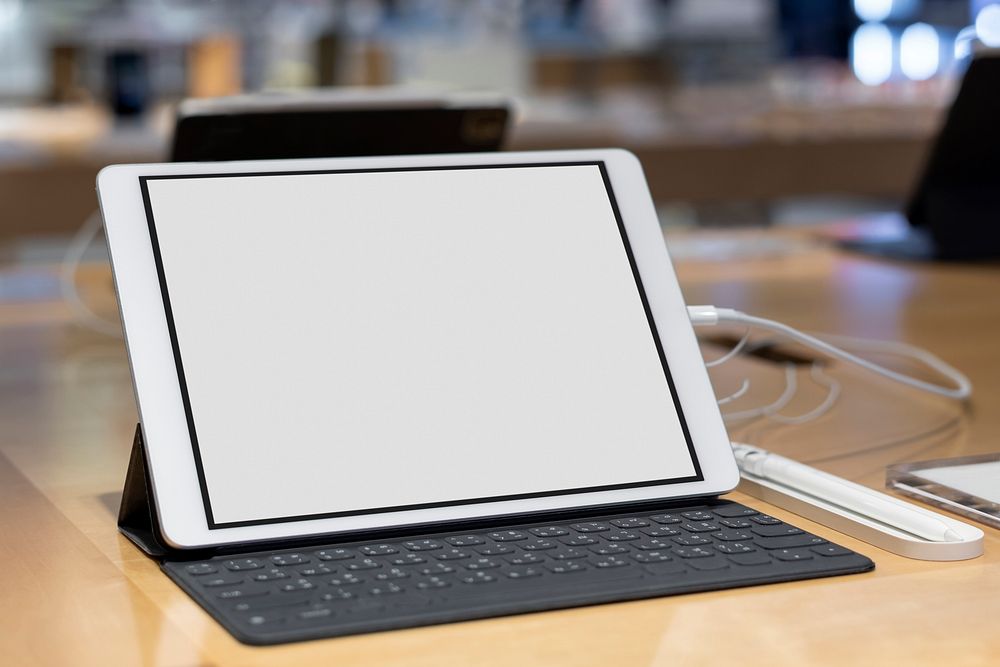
[1,231,998,666]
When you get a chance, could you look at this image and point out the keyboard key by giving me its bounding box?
[465,557,501,570]
[681,521,720,533]
[642,560,687,575]
[185,563,218,576]
[611,518,650,528]
[403,539,444,551]
[506,553,545,565]
[217,585,270,600]
[672,535,711,546]
[345,597,393,616]
[295,566,334,578]
[321,588,355,601]
[271,553,310,566]
[522,539,557,551]
[591,556,629,568]
[223,559,263,572]
[604,530,640,542]
[233,593,312,613]
[389,554,427,566]
[546,562,587,574]
[687,557,729,571]
[446,535,485,546]
[418,563,455,575]
[328,573,365,586]
[560,535,598,546]
[634,539,671,551]
[755,535,827,550]
[280,579,316,592]
[374,568,410,580]
[641,526,679,537]
[244,612,288,627]
[202,574,244,588]
[589,544,629,555]
[811,544,853,557]
[298,607,335,621]
[674,547,714,559]
[631,550,672,563]
[751,524,803,537]
[416,576,451,589]
[719,519,753,529]
[649,514,682,524]
[550,548,588,560]
[751,515,782,525]
[681,511,715,521]
[570,522,609,533]
[369,583,405,596]
[712,505,759,518]
[316,549,354,561]
[360,544,399,556]
[714,543,755,555]
[710,530,753,542]
[529,526,569,537]
[727,551,772,566]
[434,548,471,561]
[772,549,814,562]
[506,566,543,579]
[253,568,292,582]
[460,572,497,584]
[475,544,514,556]
[488,531,527,542]
[346,558,382,571]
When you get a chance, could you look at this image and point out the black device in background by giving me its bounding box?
[169,90,510,162]
[106,50,150,119]
[840,52,1000,261]
[904,53,1000,259]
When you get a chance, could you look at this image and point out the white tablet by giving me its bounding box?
[97,149,738,549]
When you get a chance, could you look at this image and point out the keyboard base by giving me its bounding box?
[163,500,874,645]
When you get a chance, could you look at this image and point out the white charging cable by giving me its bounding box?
[688,305,971,401]
[61,210,123,338]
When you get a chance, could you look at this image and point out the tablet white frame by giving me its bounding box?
[98,149,738,549]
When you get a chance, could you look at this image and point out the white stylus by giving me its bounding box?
[731,444,964,543]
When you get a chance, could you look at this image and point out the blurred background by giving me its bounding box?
[1,0,998,253]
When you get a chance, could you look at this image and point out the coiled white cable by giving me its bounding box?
[688,305,972,401]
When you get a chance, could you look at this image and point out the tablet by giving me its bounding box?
[97,149,738,549]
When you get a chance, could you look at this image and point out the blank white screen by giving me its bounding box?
[145,164,697,526]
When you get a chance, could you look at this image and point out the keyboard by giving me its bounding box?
[164,500,873,645]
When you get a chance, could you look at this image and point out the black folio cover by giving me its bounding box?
[117,423,874,645]
[118,424,173,557]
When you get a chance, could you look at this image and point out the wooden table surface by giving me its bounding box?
[1,230,998,666]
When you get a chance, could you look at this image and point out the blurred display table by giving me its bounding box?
[1,229,997,665]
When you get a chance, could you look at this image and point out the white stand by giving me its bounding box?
[738,473,984,562]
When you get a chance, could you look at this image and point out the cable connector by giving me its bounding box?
[687,305,741,326]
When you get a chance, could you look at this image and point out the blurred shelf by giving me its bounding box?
[0,78,951,239]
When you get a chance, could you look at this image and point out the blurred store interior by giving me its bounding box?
[0,0,997,258]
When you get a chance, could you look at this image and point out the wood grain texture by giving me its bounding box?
[0,231,998,666]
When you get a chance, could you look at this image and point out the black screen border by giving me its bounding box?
[138,161,704,529]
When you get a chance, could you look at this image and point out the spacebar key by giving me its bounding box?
[440,568,645,603]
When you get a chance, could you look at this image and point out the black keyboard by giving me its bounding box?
[164,500,873,645]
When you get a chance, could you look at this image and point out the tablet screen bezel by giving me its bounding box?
[98,149,738,549]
